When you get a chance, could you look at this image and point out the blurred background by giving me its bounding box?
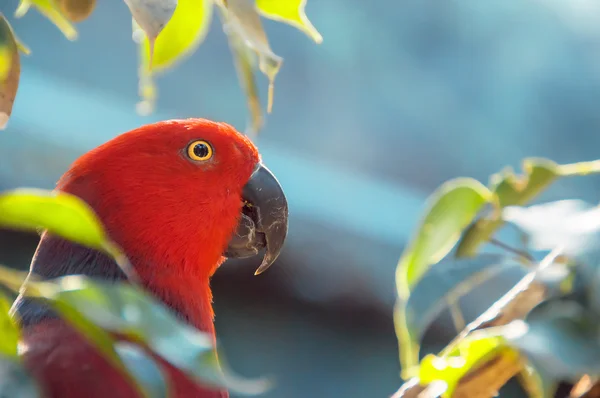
[2,0,600,396]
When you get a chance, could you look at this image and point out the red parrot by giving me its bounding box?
[10,118,289,398]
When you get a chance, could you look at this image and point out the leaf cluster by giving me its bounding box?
[0,0,322,135]
[394,158,600,397]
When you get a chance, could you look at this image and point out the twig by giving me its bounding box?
[489,238,535,262]
[448,300,466,334]
[572,375,597,397]
[574,375,600,398]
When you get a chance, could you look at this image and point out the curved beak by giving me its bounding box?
[224,163,289,275]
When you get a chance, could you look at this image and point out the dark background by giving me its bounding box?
[2,1,600,397]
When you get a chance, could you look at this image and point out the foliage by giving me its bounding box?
[394,158,600,397]
[0,1,321,395]
[0,188,270,397]
[0,0,322,135]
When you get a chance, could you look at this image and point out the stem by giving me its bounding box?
[448,300,466,334]
[489,238,534,262]
[558,160,600,176]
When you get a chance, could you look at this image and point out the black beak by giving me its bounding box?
[224,163,289,275]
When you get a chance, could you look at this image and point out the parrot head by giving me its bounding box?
[11,119,288,397]
[52,118,288,322]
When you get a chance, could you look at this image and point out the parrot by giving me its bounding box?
[9,118,289,398]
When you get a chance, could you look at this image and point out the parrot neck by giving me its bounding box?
[16,233,219,338]
[141,265,219,338]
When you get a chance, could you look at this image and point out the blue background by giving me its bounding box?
[2,1,600,396]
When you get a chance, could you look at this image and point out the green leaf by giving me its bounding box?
[255,0,322,44]
[456,158,562,258]
[418,328,517,398]
[136,0,212,72]
[0,188,113,255]
[133,0,213,114]
[394,178,492,374]
[0,189,132,277]
[54,0,96,23]
[406,254,523,337]
[457,157,600,259]
[126,0,177,68]
[220,6,263,136]
[0,269,158,397]
[493,158,560,208]
[0,14,21,130]
[0,292,19,359]
[48,298,156,398]
[46,276,271,395]
[15,0,78,40]
[396,178,493,299]
[393,303,419,379]
[506,299,600,384]
[395,254,524,378]
[0,268,149,397]
[114,342,169,398]
[220,0,283,114]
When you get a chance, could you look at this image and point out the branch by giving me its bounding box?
[391,269,548,398]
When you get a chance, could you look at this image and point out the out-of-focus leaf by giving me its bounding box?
[220,0,283,113]
[46,276,270,394]
[419,328,518,398]
[255,0,322,44]
[0,360,43,398]
[48,298,154,398]
[133,0,213,114]
[395,178,492,374]
[503,200,600,253]
[114,342,169,398]
[396,254,525,378]
[0,269,149,397]
[0,268,161,397]
[125,0,177,67]
[135,0,211,72]
[396,178,493,299]
[55,0,96,23]
[492,159,560,208]
[220,6,263,136]
[15,0,77,40]
[456,158,560,257]
[507,299,600,383]
[0,189,133,278]
[0,292,19,358]
[399,254,525,376]
[0,14,20,130]
[394,304,418,379]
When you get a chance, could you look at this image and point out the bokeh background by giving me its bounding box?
[2,0,600,397]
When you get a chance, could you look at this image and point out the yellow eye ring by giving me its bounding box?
[187,140,213,161]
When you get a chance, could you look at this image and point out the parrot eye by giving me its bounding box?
[187,140,213,161]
